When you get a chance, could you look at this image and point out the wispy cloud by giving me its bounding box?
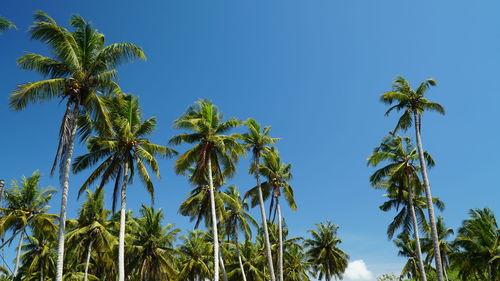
[344,260,374,281]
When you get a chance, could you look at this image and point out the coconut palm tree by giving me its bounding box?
[127,205,179,281]
[283,244,311,281]
[227,240,267,281]
[0,171,56,277]
[422,217,455,281]
[393,233,427,280]
[9,12,146,281]
[222,186,258,281]
[170,100,244,281]
[65,189,115,281]
[0,17,15,33]
[72,94,176,281]
[18,229,56,281]
[450,208,499,280]
[238,118,279,281]
[381,76,446,281]
[247,148,296,281]
[305,221,349,281]
[178,230,213,281]
[368,135,436,281]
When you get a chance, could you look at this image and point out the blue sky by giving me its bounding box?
[1,1,500,279]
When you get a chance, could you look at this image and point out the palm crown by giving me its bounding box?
[380,76,445,133]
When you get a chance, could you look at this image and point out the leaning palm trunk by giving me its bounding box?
[84,240,93,281]
[277,200,283,281]
[207,156,220,281]
[235,235,248,281]
[118,162,129,281]
[414,114,444,281]
[255,158,276,281]
[13,231,24,276]
[56,103,79,281]
[408,186,427,281]
[219,245,228,281]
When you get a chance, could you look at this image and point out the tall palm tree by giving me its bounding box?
[238,118,279,281]
[305,221,349,281]
[450,208,499,280]
[0,171,56,277]
[247,148,296,281]
[0,17,15,34]
[73,95,176,281]
[127,205,179,281]
[170,100,244,281]
[381,76,446,281]
[65,189,115,281]
[422,217,455,281]
[222,186,258,281]
[178,230,213,281]
[368,135,435,281]
[9,12,146,281]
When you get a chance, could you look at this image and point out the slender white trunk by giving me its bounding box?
[255,160,276,281]
[235,235,247,281]
[40,263,43,281]
[219,248,228,281]
[414,114,444,281]
[408,187,427,281]
[13,231,24,276]
[84,240,93,281]
[277,202,283,281]
[207,156,219,281]
[118,162,129,281]
[56,104,78,281]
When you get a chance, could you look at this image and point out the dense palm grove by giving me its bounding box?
[0,12,498,281]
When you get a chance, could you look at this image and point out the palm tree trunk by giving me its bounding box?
[235,235,247,281]
[414,113,444,281]
[255,159,276,281]
[207,155,220,281]
[219,249,228,281]
[277,201,283,281]
[84,240,93,281]
[13,231,24,276]
[118,162,129,281]
[56,103,79,281]
[408,188,427,281]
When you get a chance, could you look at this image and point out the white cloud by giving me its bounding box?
[344,260,374,281]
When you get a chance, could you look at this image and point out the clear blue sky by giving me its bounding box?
[1,1,499,279]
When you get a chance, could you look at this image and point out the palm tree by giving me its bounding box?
[283,244,310,281]
[368,135,436,281]
[18,229,56,281]
[65,189,115,281]
[0,171,56,277]
[422,217,455,281]
[247,148,296,281]
[381,76,446,281]
[305,221,349,281]
[238,118,279,281]
[178,230,213,281]
[9,12,146,281]
[0,17,15,33]
[222,186,258,281]
[72,94,176,281]
[450,208,499,280]
[127,205,179,281]
[170,100,244,281]
[393,233,427,280]
[227,240,267,281]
